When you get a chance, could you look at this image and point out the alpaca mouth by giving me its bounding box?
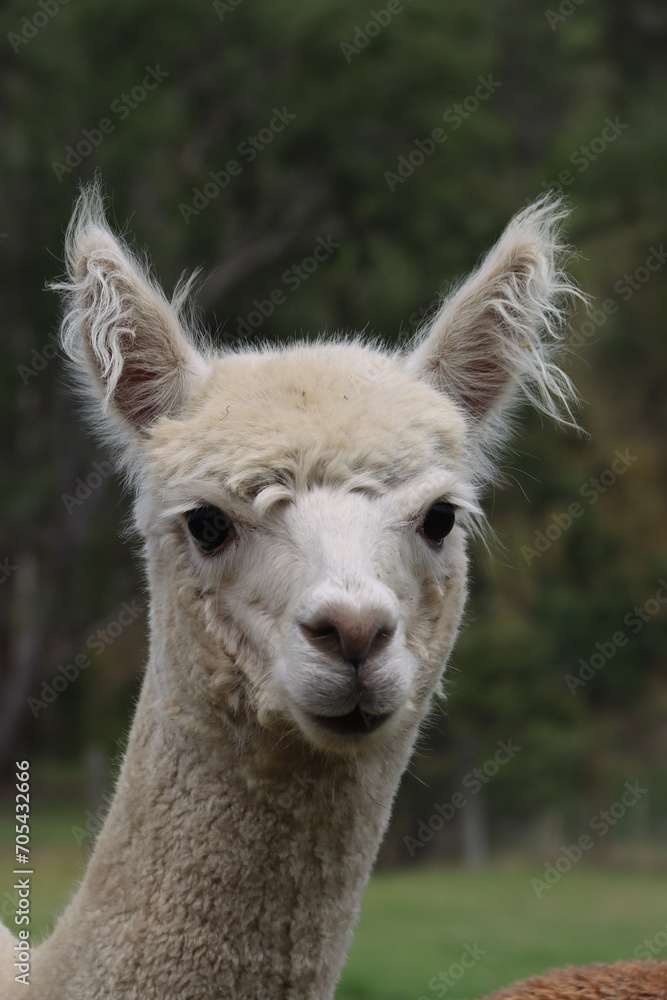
[311,707,391,737]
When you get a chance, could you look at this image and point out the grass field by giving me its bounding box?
[337,866,667,998]
[1,800,666,998]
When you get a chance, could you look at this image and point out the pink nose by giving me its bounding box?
[299,603,397,668]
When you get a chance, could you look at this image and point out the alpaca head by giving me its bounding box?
[57,188,579,756]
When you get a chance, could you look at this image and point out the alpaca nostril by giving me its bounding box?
[299,622,339,646]
[299,607,397,667]
[298,621,342,662]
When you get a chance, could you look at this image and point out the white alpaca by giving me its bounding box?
[3,187,659,999]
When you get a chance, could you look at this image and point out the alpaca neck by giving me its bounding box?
[31,663,413,1000]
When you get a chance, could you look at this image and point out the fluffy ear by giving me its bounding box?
[54,184,207,440]
[405,195,584,431]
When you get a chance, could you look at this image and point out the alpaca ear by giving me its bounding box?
[55,184,206,438]
[405,196,582,429]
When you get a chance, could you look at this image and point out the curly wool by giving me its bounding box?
[484,959,667,999]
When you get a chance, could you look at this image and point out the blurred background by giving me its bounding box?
[1,1,666,997]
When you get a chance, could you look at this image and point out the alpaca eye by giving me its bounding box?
[420,502,456,547]
[186,506,234,554]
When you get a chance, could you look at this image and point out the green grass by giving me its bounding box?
[0,799,88,943]
[2,800,666,998]
[337,866,667,998]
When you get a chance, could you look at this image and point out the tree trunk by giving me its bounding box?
[458,735,489,868]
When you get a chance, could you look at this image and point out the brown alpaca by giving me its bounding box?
[483,958,667,998]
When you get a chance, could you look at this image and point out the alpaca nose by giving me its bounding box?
[299,603,397,668]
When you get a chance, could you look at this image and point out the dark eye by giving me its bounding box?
[420,501,456,547]
[186,506,234,554]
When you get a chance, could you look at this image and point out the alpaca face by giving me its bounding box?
[142,345,474,752]
[58,187,579,755]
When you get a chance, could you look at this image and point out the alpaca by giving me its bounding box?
[1,186,657,1000]
[483,959,667,998]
